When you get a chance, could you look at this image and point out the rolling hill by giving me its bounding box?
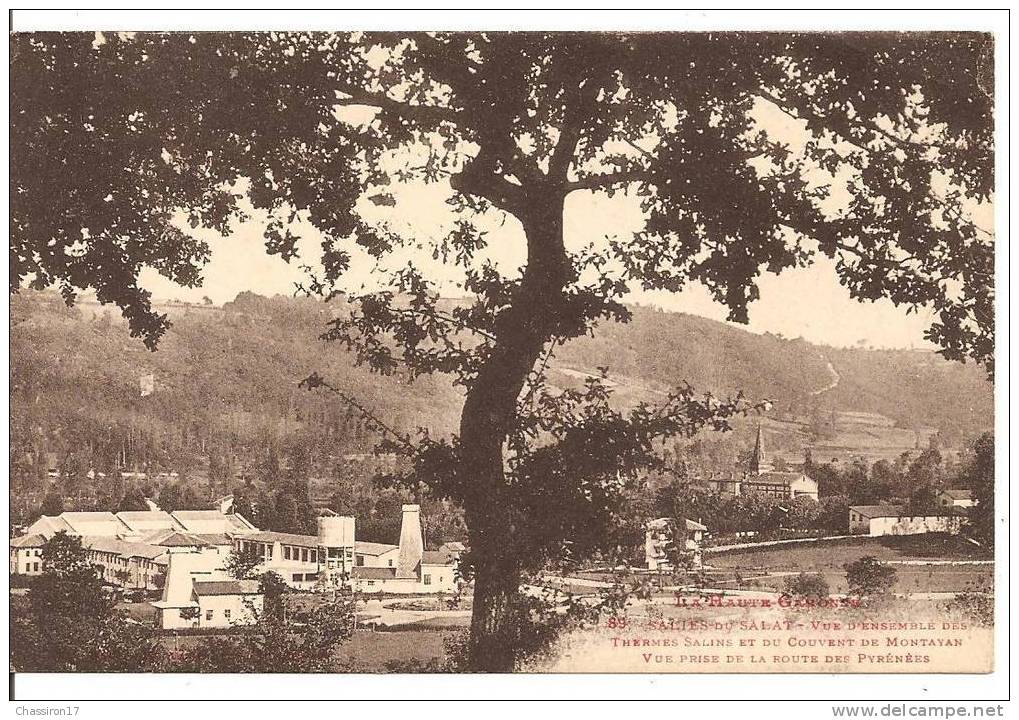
[10,290,993,488]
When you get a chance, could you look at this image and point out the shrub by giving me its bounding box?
[844,556,897,597]
[783,572,830,598]
[943,592,993,626]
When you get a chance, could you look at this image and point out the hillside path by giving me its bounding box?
[810,357,840,396]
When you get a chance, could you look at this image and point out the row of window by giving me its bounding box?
[237,541,355,565]
[204,608,230,621]
[283,545,319,563]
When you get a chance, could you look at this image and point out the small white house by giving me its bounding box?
[10,533,46,575]
[191,579,263,628]
[152,549,233,629]
[351,506,461,594]
[645,517,707,571]
[848,505,967,536]
[354,540,400,569]
[938,489,976,509]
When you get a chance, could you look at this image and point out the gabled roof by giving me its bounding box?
[850,504,967,519]
[171,510,257,534]
[243,531,319,549]
[28,515,74,537]
[115,510,183,532]
[942,489,975,500]
[83,537,168,560]
[355,541,399,556]
[647,517,706,532]
[439,541,466,553]
[851,504,906,518]
[154,531,213,548]
[421,550,457,566]
[750,472,810,486]
[62,512,132,536]
[141,528,178,544]
[192,579,261,597]
[11,533,47,548]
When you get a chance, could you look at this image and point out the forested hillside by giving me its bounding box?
[10,290,992,523]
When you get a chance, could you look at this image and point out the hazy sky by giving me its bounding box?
[138,96,993,352]
[139,187,944,351]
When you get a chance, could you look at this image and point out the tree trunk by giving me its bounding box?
[459,185,569,671]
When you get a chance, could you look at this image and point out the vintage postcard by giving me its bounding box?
[7,10,1004,699]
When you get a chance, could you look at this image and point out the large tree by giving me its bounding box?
[11,31,993,670]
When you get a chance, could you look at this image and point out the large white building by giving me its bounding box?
[12,501,465,633]
[234,505,463,595]
[234,515,357,592]
[848,504,968,536]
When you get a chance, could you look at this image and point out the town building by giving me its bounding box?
[233,515,356,592]
[191,580,263,629]
[9,533,46,575]
[354,540,401,569]
[12,509,250,588]
[644,517,707,571]
[848,504,968,536]
[13,503,464,610]
[152,548,237,629]
[938,489,976,509]
[83,537,169,592]
[707,425,819,501]
[233,505,462,595]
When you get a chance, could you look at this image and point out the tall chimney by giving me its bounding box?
[397,504,423,578]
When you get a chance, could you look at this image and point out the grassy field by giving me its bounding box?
[157,627,456,672]
[330,629,456,671]
[708,535,993,594]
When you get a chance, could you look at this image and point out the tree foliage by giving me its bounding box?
[844,555,898,598]
[174,592,356,673]
[11,532,159,671]
[11,31,994,670]
[963,432,994,547]
[783,571,831,599]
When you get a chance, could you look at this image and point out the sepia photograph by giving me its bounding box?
[6,8,1007,708]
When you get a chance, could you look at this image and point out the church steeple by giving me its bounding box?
[750,423,773,475]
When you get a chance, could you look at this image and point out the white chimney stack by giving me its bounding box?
[397,504,423,578]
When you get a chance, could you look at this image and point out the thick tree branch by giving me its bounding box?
[450,149,527,215]
[566,168,650,193]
